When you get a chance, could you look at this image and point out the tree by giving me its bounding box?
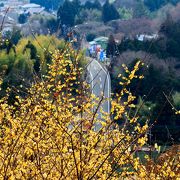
[24,40,40,73]
[111,47,180,144]
[84,0,101,10]
[160,13,174,37]
[86,33,96,42]
[136,97,156,123]
[133,0,150,18]
[144,0,180,10]
[159,16,180,58]
[170,0,180,5]
[144,0,168,11]
[102,0,120,23]
[0,46,179,179]
[118,7,133,20]
[93,0,102,10]
[0,3,4,7]
[18,13,28,24]
[24,41,37,60]
[172,91,180,109]
[0,35,65,100]
[75,9,102,24]
[45,17,58,34]
[106,34,117,58]
[72,0,81,15]
[10,29,22,45]
[57,0,78,27]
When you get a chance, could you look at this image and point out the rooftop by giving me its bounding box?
[21,3,41,9]
[94,36,108,42]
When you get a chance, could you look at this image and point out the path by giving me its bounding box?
[87,58,111,117]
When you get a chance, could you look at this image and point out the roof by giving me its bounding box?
[22,3,41,9]
[137,33,159,41]
[27,7,45,14]
[89,41,97,45]
[94,36,108,42]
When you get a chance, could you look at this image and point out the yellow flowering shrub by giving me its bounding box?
[0,45,179,179]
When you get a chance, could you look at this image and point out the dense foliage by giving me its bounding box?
[106,35,117,57]
[110,18,180,144]
[18,13,28,24]
[84,0,102,10]
[57,0,120,27]
[0,35,65,101]
[118,18,180,59]
[29,14,58,34]
[102,0,120,23]
[57,0,81,27]
[144,0,180,11]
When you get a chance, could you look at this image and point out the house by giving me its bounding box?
[20,3,45,15]
[93,36,109,49]
[21,3,41,10]
[137,33,159,41]
[26,7,45,15]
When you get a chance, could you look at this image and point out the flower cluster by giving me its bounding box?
[0,45,179,179]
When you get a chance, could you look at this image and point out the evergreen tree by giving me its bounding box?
[18,14,27,24]
[45,17,58,34]
[133,0,149,18]
[23,41,40,73]
[84,0,101,10]
[34,57,41,73]
[10,29,22,45]
[72,0,81,15]
[144,0,167,11]
[160,16,180,58]
[106,34,117,58]
[57,0,78,27]
[170,0,180,5]
[24,41,37,60]
[102,0,120,23]
[0,3,4,7]
[160,14,174,37]
[144,0,180,11]
[84,1,93,9]
[94,0,102,10]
